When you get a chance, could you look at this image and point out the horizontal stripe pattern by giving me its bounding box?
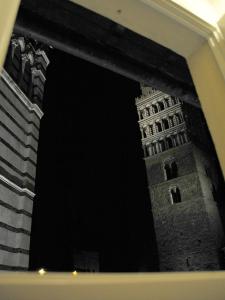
[0,89,40,132]
[0,264,27,271]
[0,165,34,192]
[1,69,43,119]
[0,119,37,153]
[0,198,32,218]
[0,175,34,200]
[0,98,39,142]
[0,221,30,236]
[0,244,29,255]
[0,156,35,182]
[0,136,36,167]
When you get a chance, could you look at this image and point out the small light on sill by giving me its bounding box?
[72,270,78,276]
[38,268,46,275]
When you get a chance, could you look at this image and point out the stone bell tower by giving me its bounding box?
[0,35,49,270]
[135,84,224,271]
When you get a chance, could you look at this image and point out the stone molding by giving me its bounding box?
[1,69,43,119]
[0,174,35,198]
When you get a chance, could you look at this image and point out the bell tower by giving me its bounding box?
[136,84,224,271]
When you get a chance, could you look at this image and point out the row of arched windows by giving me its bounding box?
[138,96,179,120]
[141,112,183,138]
[143,131,188,157]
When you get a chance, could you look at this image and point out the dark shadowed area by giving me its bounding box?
[29,49,158,272]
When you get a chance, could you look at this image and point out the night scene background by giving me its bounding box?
[29,49,158,272]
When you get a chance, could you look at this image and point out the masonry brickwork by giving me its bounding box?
[136,85,225,271]
[0,35,49,270]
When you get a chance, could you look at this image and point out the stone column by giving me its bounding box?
[150,105,154,115]
[148,145,153,156]
[184,132,189,142]
[137,109,141,120]
[140,127,144,138]
[143,144,147,157]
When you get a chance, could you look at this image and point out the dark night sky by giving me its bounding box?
[29,49,158,272]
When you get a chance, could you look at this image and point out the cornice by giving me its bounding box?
[0,174,35,198]
[1,69,44,119]
[135,90,167,106]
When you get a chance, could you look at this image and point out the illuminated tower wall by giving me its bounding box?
[136,85,224,271]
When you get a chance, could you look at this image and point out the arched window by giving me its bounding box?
[171,96,177,105]
[156,122,162,132]
[170,187,181,204]
[152,104,158,114]
[158,101,164,111]
[164,161,178,180]
[166,137,173,149]
[164,164,172,180]
[171,161,178,178]
[162,118,169,130]
[164,98,170,108]
[146,106,151,116]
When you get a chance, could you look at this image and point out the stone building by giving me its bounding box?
[136,84,225,271]
[0,35,49,270]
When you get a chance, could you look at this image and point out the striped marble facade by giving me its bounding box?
[0,36,49,270]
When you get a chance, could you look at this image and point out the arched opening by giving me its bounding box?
[171,187,181,204]
[164,98,170,108]
[162,118,169,130]
[171,161,178,178]
[146,106,151,116]
[158,101,164,111]
[166,137,173,149]
[152,104,158,114]
[156,122,162,132]
[164,161,178,180]
[164,164,172,180]
[171,96,177,105]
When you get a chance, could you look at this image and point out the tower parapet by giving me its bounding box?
[4,35,49,109]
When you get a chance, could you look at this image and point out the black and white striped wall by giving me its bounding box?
[0,36,49,270]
